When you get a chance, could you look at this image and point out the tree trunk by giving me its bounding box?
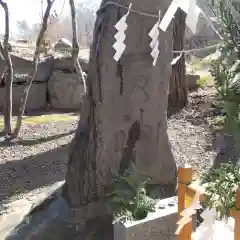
[0,1,13,136]
[168,9,187,115]
[13,0,55,139]
[63,0,176,229]
[69,0,86,91]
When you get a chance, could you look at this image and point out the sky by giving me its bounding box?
[0,0,100,36]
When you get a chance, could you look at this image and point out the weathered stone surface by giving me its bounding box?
[186,74,200,91]
[16,39,31,44]
[6,196,73,240]
[4,183,75,240]
[0,54,54,83]
[53,57,89,73]
[54,38,72,52]
[36,56,54,82]
[0,83,47,111]
[48,72,85,109]
[0,182,63,239]
[114,197,178,240]
[64,1,177,208]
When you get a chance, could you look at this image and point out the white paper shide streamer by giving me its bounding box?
[159,0,201,34]
[185,0,201,34]
[113,3,132,61]
[148,10,161,66]
[171,53,182,65]
[176,192,202,235]
[192,208,235,240]
[192,208,217,240]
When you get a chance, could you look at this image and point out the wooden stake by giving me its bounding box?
[178,166,193,240]
[234,187,240,240]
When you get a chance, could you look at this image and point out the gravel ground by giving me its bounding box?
[0,85,220,240]
[168,85,217,172]
[0,85,218,203]
[0,120,78,203]
[0,85,219,238]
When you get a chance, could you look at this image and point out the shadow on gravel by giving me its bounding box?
[5,188,114,240]
[20,131,75,146]
[0,145,69,201]
[3,109,79,117]
[0,131,74,147]
[209,133,240,169]
[4,187,76,240]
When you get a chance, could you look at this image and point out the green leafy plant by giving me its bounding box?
[108,166,155,223]
[200,162,240,220]
[209,0,240,133]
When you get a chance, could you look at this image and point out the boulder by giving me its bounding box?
[0,83,47,111]
[54,38,72,52]
[186,74,200,91]
[48,72,85,109]
[35,56,54,82]
[53,56,89,73]
[16,39,31,44]
[0,54,54,84]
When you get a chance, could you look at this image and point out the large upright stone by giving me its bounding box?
[54,38,72,52]
[48,72,85,109]
[0,83,47,111]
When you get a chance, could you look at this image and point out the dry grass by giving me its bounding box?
[0,113,78,129]
[197,75,214,87]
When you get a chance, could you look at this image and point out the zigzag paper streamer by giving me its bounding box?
[171,53,183,65]
[185,0,201,33]
[159,0,178,32]
[148,10,161,66]
[176,192,202,235]
[159,0,201,34]
[192,210,234,240]
[113,3,132,61]
[192,208,217,240]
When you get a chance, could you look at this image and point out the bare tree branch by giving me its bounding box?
[0,1,9,42]
[13,0,55,138]
[0,41,6,86]
[0,0,13,136]
[0,40,4,58]
[69,0,86,92]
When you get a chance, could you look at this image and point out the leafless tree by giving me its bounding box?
[12,0,55,139]
[69,0,86,90]
[0,41,7,85]
[0,0,13,137]
[15,2,96,46]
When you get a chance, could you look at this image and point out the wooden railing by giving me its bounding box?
[177,166,240,240]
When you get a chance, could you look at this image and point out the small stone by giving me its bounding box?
[168,201,175,207]
[158,204,165,209]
